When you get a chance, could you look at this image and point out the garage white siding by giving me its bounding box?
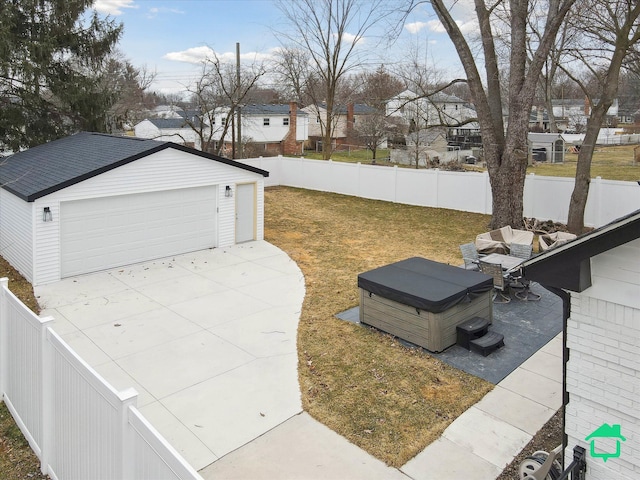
[60,187,217,277]
[33,148,264,285]
[0,189,34,283]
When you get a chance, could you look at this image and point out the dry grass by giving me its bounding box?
[0,256,40,314]
[265,186,493,466]
[528,144,640,181]
[0,403,49,480]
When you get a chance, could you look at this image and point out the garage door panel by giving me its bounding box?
[61,186,217,277]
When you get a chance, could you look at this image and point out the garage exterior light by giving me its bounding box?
[225,185,233,197]
[43,207,52,222]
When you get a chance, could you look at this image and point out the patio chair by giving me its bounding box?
[509,243,533,259]
[459,242,481,270]
[508,243,541,301]
[479,261,511,303]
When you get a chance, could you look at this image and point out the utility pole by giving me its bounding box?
[236,42,243,159]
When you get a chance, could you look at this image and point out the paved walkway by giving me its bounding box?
[36,241,564,479]
[36,241,306,471]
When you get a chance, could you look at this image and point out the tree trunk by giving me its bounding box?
[566,107,607,233]
[486,143,528,230]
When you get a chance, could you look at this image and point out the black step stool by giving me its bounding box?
[470,331,505,357]
[456,317,490,350]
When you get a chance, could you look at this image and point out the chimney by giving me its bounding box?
[282,102,299,155]
[347,103,355,131]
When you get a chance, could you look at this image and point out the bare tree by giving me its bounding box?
[184,52,265,156]
[404,0,576,228]
[559,0,640,233]
[271,46,313,105]
[276,0,394,160]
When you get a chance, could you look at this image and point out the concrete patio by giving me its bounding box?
[36,241,306,471]
[35,242,564,479]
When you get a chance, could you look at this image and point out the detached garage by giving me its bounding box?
[0,132,269,285]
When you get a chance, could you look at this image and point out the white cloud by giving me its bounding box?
[146,6,185,19]
[405,22,428,34]
[164,47,275,65]
[93,0,136,16]
[164,46,215,64]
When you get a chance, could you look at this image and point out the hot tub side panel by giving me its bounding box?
[359,289,492,352]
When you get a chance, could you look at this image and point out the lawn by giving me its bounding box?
[299,144,640,181]
[264,186,493,466]
[528,144,640,181]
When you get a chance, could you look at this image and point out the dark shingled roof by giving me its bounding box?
[0,132,268,202]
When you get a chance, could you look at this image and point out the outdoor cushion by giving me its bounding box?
[475,226,534,254]
[539,231,577,251]
[357,257,493,313]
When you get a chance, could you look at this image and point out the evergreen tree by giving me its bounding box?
[0,0,122,150]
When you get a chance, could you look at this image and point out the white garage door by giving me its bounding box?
[61,186,217,277]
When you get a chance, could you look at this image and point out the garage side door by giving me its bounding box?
[60,186,217,277]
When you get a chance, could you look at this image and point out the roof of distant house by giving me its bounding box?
[241,104,309,116]
[146,117,199,129]
[307,103,379,115]
[0,132,268,202]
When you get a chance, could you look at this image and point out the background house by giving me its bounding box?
[386,89,476,130]
[213,103,308,156]
[523,210,640,480]
[0,132,268,285]
[134,117,202,149]
[303,103,378,150]
[552,98,619,132]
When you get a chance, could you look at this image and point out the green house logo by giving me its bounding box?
[585,424,626,462]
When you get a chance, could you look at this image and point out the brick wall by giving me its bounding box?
[565,288,640,479]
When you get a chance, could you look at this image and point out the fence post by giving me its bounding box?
[0,278,8,395]
[40,320,54,476]
[120,388,139,480]
[393,165,398,203]
[483,171,492,215]
[525,173,535,219]
[593,176,603,227]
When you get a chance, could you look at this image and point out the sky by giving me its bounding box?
[91,0,474,95]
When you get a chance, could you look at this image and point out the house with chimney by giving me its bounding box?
[211,102,309,156]
[302,103,379,150]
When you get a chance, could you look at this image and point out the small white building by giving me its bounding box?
[528,132,565,164]
[523,210,640,480]
[0,132,269,285]
[134,117,203,150]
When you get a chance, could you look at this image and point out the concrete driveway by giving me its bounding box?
[35,241,306,471]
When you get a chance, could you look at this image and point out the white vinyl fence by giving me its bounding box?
[0,278,202,480]
[242,156,640,227]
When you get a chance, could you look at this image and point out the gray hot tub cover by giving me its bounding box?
[357,257,493,313]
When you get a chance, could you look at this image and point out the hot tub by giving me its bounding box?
[358,257,493,352]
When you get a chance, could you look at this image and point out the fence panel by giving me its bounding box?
[239,156,639,227]
[0,279,52,459]
[46,328,132,480]
[395,168,439,207]
[129,407,202,480]
[0,279,203,480]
